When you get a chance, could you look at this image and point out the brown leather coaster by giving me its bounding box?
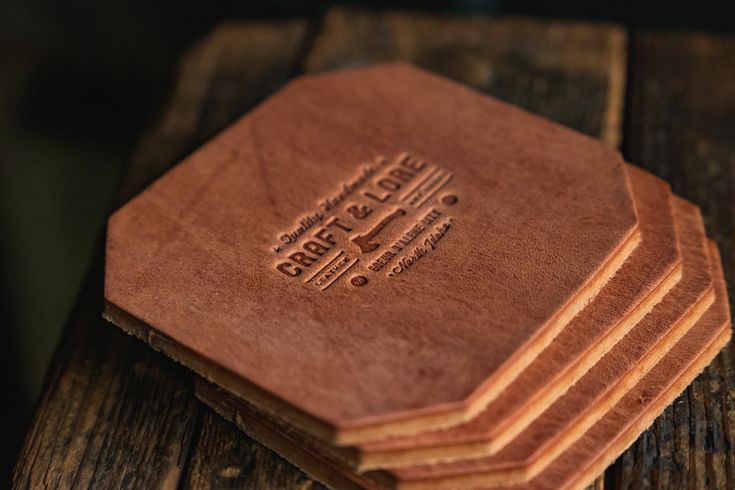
[195,241,730,490]
[377,195,713,487]
[351,164,681,469]
[103,63,640,444]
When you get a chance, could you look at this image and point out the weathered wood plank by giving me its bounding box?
[184,405,327,490]
[119,20,310,204]
[611,30,735,489]
[12,270,200,490]
[12,20,309,490]
[306,8,627,146]
[183,9,627,489]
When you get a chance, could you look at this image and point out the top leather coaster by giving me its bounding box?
[103,63,639,444]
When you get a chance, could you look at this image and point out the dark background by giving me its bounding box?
[2,0,734,481]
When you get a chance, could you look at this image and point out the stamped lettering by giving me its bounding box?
[271,152,458,291]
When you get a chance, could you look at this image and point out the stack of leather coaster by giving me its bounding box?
[103,64,731,489]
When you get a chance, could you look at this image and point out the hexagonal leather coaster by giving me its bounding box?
[194,240,730,490]
[103,63,640,444]
[351,164,681,469]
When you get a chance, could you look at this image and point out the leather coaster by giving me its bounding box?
[352,164,681,469]
[195,241,730,490]
[380,195,713,487]
[103,63,640,444]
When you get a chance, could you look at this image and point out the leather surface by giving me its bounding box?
[503,242,731,490]
[356,164,681,468]
[104,63,638,442]
[387,196,713,485]
[194,238,730,490]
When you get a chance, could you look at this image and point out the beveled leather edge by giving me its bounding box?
[194,322,731,490]
[358,259,683,470]
[564,240,732,490]
[399,323,732,490]
[512,287,716,484]
[335,225,642,444]
[102,301,339,443]
[571,329,732,488]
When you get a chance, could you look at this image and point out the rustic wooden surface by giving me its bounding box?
[12,9,735,489]
[12,20,312,490]
[611,31,735,490]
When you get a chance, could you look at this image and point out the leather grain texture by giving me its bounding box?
[386,196,714,487]
[194,236,730,490]
[355,164,681,468]
[499,240,732,490]
[103,63,639,444]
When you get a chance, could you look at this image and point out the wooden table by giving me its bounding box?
[13,9,735,489]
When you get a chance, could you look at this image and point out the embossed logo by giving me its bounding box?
[272,153,457,291]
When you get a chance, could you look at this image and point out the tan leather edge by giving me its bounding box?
[337,225,642,445]
[358,260,683,470]
[392,287,716,490]
[569,326,731,490]
[103,301,338,443]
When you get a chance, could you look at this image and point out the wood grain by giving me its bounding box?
[609,30,735,489]
[12,20,310,490]
[306,8,627,147]
[183,404,327,490]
